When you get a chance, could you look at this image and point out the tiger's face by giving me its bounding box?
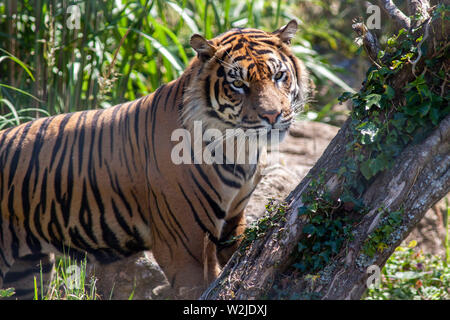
[183,20,309,144]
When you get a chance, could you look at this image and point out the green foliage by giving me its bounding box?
[362,209,403,257]
[0,287,15,298]
[0,0,354,129]
[365,242,450,300]
[291,4,449,276]
[0,49,49,130]
[294,175,356,272]
[240,200,288,251]
[35,253,98,300]
[339,17,449,196]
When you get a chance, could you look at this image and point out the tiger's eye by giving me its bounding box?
[232,80,244,88]
[274,71,284,81]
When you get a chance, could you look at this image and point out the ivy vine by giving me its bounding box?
[292,4,449,274]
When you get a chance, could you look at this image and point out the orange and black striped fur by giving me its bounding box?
[0,20,308,299]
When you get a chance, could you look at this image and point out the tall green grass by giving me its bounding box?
[34,253,99,300]
[0,0,360,129]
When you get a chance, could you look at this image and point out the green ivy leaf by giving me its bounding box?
[390,60,403,70]
[298,206,309,216]
[360,160,374,180]
[405,120,417,133]
[357,121,379,144]
[369,153,390,176]
[429,107,440,125]
[364,94,382,109]
[312,242,321,252]
[418,101,431,117]
[384,85,395,100]
[303,224,316,235]
[297,242,307,252]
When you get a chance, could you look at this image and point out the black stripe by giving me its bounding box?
[76,112,88,175]
[7,185,20,259]
[34,169,49,243]
[221,163,246,180]
[87,110,102,176]
[123,103,139,173]
[178,185,219,245]
[192,189,216,227]
[206,110,236,126]
[110,105,122,155]
[67,227,100,260]
[125,227,147,253]
[54,134,71,227]
[150,85,167,172]
[204,75,212,108]
[8,122,33,186]
[48,200,67,252]
[255,39,277,47]
[133,98,143,153]
[99,210,126,257]
[111,198,134,237]
[190,171,225,219]
[213,79,220,104]
[149,190,174,260]
[194,164,222,201]
[0,127,14,164]
[130,191,149,226]
[158,194,200,264]
[233,185,257,211]
[254,49,274,55]
[110,170,134,218]
[284,52,300,85]
[213,164,242,188]
[247,63,256,71]
[216,65,225,77]
[79,179,98,245]
[163,83,174,111]
[220,35,238,46]
[50,113,73,171]
[233,41,244,51]
[97,116,105,168]
[150,190,177,244]
[22,118,53,252]
[160,193,189,242]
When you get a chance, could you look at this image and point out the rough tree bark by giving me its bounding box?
[201,1,449,300]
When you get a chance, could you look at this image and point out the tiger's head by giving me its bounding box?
[182,20,309,144]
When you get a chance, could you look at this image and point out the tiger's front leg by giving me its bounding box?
[151,231,221,299]
[217,210,246,267]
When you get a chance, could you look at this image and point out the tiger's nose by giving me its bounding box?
[260,110,281,125]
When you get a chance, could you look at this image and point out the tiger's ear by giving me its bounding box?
[190,34,216,61]
[272,19,298,45]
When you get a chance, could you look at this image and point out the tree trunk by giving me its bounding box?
[201,1,449,300]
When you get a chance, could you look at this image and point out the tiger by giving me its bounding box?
[0,19,309,299]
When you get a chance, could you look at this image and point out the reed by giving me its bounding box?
[0,0,356,129]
